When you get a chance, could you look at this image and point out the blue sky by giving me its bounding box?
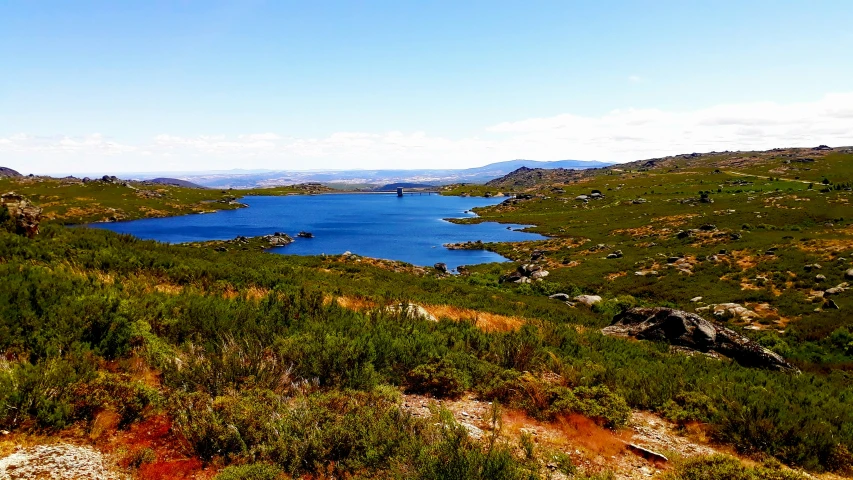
[1,1,852,173]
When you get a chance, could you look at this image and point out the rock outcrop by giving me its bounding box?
[1,192,42,237]
[266,232,293,246]
[603,307,799,372]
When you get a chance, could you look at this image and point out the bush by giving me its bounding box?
[663,454,808,480]
[214,463,284,480]
[406,358,469,399]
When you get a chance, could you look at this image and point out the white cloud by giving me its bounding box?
[628,75,642,83]
[2,93,852,174]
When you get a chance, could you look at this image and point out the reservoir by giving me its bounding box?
[90,194,544,271]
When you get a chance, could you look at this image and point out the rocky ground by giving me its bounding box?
[0,444,124,480]
[401,393,728,479]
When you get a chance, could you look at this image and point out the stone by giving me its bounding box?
[697,303,758,322]
[434,262,448,274]
[826,299,840,310]
[690,296,703,302]
[603,307,799,372]
[549,293,571,301]
[635,270,659,276]
[530,270,549,280]
[816,274,827,281]
[387,303,438,322]
[0,192,42,238]
[846,269,853,280]
[574,295,603,306]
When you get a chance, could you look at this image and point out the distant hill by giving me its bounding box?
[371,182,435,192]
[144,178,207,189]
[485,166,591,189]
[0,167,22,178]
[177,159,610,189]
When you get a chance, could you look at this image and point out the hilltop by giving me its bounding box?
[0,166,22,178]
[485,166,592,189]
[143,177,207,189]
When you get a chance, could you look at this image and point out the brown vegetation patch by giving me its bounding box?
[650,213,700,226]
[329,296,524,332]
[606,271,627,281]
[798,238,853,258]
[610,224,674,239]
[332,295,378,310]
[422,305,524,332]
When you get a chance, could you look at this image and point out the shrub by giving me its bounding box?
[662,391,717,424]
[663,454,808,480]
[214,463,284,480]
[406,358,469,399]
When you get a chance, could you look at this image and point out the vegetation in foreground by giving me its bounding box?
[2,146,853,478]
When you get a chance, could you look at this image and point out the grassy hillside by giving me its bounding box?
[0,176,330,224]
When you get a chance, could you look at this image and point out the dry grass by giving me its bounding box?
[422,305,524,332]
[329,296,525,332]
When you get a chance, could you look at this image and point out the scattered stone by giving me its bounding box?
[603,307,799,372]
[296,231,314,238]
[635,270,659,276]
[699,224,717,231]
[607,250,624,259]
[574,295,603,307]
[816,274,827,281]
[846,269,853,280]
[826,299,840,310]
[804,264,822,272]
[696,303,759,322]
[690,296,703,303]
[548,293,571,301]
[530,270,549,280]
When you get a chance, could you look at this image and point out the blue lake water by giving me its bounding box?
[89,194,545,270]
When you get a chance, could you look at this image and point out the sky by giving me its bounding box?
[1,1,852,174]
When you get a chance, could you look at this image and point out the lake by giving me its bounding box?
[89,194,544,271]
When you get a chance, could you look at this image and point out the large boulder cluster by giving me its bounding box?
[501,263,549,283]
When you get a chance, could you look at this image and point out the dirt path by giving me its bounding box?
[724,170,814,185]
[400,393,724,479]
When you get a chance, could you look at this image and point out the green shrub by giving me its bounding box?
[662,391,717,425]
[406,358,469,399]
[214,463,284,480]
[663,454,808,480]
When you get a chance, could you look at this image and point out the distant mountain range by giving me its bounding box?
[170,159,611,189]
